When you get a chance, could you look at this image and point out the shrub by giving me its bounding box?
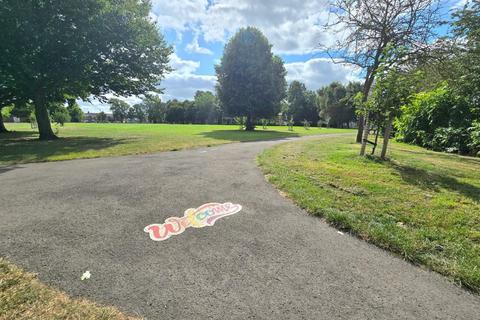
[51,108,71,126]
[468,121,480,156]
[431,127,471,154]
[395,83,475,155]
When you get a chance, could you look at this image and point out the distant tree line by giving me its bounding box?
[107,91,221,124]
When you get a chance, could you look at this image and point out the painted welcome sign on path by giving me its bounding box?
[144,202,242,241]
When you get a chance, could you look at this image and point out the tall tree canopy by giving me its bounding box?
[193,91,220,124]
[0,0,172,139]
[317,82,362,128]
[109,98,130,123]
[325,0,442,144]
[286,81,319,125]
[215,27,286,130]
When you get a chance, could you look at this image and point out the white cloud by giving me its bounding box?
[186,34,214,55]
[151,0,208,31]
[78,94,144,113]
[150,0,334,55]
[161,74,216,100]
[169,52,200,74]
[161,52,216,100]
[285,58,362,90]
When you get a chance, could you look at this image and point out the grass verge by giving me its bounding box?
[258,136,480,292]
[0,258,139,320]
[1,123,353,164]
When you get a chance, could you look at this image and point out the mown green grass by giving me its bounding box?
[1,123,353,164]
[258,136,480,292]
[0,258,139,320]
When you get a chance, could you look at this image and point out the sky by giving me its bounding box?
[79,0,465,113]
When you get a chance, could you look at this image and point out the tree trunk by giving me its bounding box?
[0,114,8,133]
[356,72,376,143]
[245,114,255,131]
[34,96,57,140]
[371,125,381,155]
[359,112,370,156]
[380,119,393,160]
[356,116,364,143]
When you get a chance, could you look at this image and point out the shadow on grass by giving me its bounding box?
[0,133,129,164]
[389,162,480,202]
[197,129,300,142]
[397,147,480,165]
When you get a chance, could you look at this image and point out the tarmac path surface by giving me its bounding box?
[1,134,479,319]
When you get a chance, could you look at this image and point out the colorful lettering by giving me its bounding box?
[144,202,242,241]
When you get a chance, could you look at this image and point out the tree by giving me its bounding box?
[324,0,442,145]
[143,95,165,123]
[131,103,147,123]
[452,0,480,123]
[216,27,286,130]
[109,98,130,123]
[366,65,416,159]
[96,111,107,123]
[0,0,172,140]
[66,99,84,122]
[165,100,185,123]
[50,105,71,126]
[317,82,362,128]
[11,102,34,121]
[193,91,220,124]
[287,81,319,125]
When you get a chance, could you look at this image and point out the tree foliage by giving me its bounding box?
[286,81,319,125]
[109,98,130,123]
[393,1,480,156]
[0,0,172,139]
[325,0,442,142]
[193,91,221,124]
[66,100,84,123]
[216,27,286,130]
[317,82,362,128]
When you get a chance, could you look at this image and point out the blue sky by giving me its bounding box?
[79,0,464,113]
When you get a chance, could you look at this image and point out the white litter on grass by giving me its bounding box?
[337,231,344,235]
[81,270,91,281]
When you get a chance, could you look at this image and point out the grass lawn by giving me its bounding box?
[0,258,138,320]
[1,123,353,164]
[258,136,480,292]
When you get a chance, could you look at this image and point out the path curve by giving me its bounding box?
[1,134,479,319]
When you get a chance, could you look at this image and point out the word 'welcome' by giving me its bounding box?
[144,202,242,241]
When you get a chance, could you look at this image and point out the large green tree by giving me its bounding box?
[0,0,171,140]
[143,95,165,123]
[317,82,362,128]
[193,91,220,124]
[109,98,130,123]
[287,81,319,125]
[215,27,286,130]
[452,0,480,122]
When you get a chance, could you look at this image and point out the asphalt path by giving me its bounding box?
[1,134,479,319]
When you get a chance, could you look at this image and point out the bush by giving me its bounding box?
[431,127,471,154]
[51,108,71,126]
[395,83,475,155]
[468,121,480,156]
